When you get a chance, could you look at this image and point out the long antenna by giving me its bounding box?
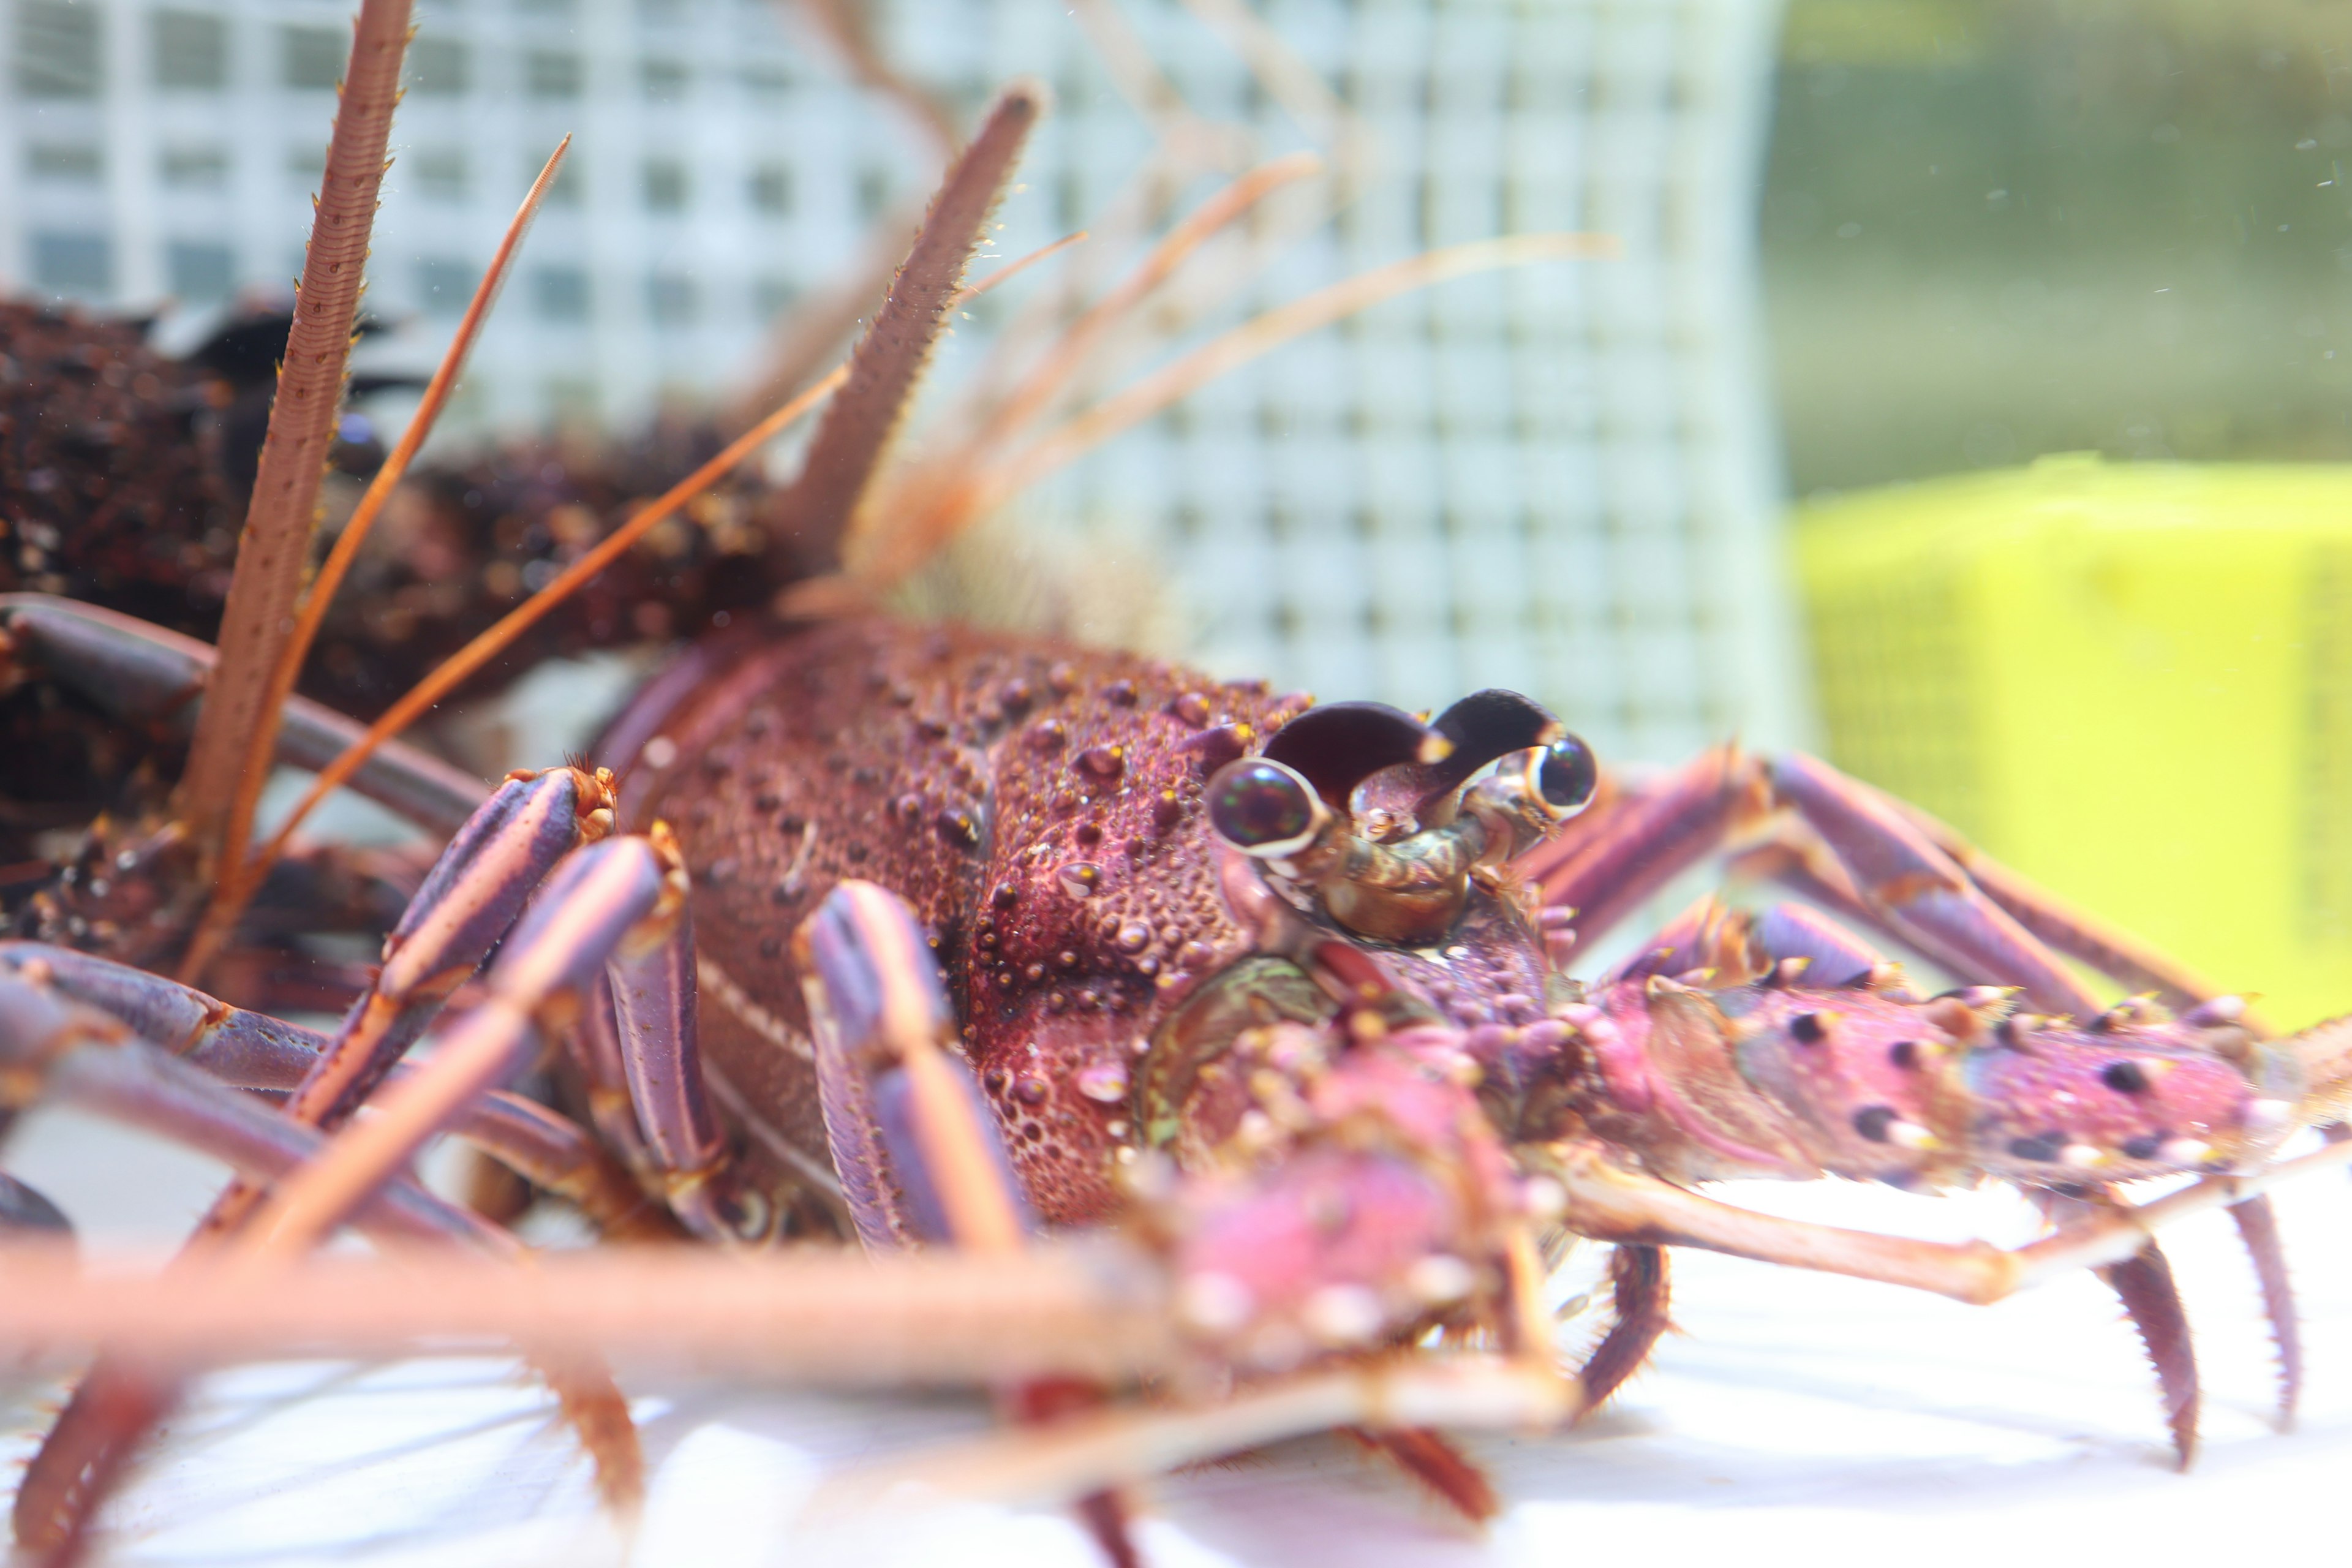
[768,81,1046,573]
[179,140,575,986]
[169,0,414,877]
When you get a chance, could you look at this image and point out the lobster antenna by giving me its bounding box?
[169,0,412,873]
[783,0,960,166]
[243,366,849,890]
[790,154,1323,617]
[798,230,1618,603]
[771,81,1046,576]
[954,228,1090,308]
[236,209,1082,892]
[868,150,1323,552]
[181,138,576,986]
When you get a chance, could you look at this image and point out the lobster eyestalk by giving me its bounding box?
[1210,742,1597,946]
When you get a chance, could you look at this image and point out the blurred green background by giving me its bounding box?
[1763,0,2352,496]
[1768,0,2352,1028]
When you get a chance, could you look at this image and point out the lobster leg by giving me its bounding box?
[13,767,626,1561]
[0,993,503,1250]
[1567,770,2312,1445]
[1547,1133,2342,1321]
[0,942,667,1237]
[1526,748,2101,1017]
[2100,1238,2200,1468]
[1575,1242,1673,1412]
[1342,1426,1500,1521]
[293,766,609,1126]
[797,880,1139,1567]
[2046,1188,2201,1467]
[597,888,761,1242]
[1765,755,2103,1017]
[1739,777,2309,1431]
[1,940,324,1088]
[822,1356,1575,1518]
[1883,789,2251,1023]
[1525,746,1767,958]
[0,1172,69,1238]
[1748,901,1892,989]
[242,829,685,1254]
[797,879,1031,1253]
[0,595,486,836]
[572,970,660,1171]
[2228,1192,2302,1427]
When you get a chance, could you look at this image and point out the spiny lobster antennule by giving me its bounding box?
[778,81,1047,581]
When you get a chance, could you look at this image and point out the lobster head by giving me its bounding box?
[789,660,1603,1375]
[1114,692,1600,1368]
[1072,691,1599,1363]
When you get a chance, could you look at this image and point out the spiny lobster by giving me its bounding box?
[1,8,2350,1566]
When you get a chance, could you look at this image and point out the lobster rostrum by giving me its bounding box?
[4,23,2352,1568]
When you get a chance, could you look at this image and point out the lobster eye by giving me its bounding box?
[1207,759,1326,858]
[1533,735,1598,818]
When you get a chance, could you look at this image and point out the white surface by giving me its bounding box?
[9,1120,2352,1567]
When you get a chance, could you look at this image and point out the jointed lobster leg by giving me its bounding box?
[2,940,326,1087]
[598,883,757,1242]
[0,595,486,836]
[2228,1193,2303,1426]
[0,979,503,1249]
[1532,748,2307,1455]
[0,1171,69,1237]
[2051,1188,2201,1468]
[1888,793,2253,1024]
[1735,766,2304,1436]
[244,829,688,1253]
[1544,1136,2345,1311]
[304,767,611,1121]
[1660,887,2294,1444]
[1575,1242,1672,1412]
[798,880,1144,1566]
[823,1357,1578,1517]
[800,879,1032,1252]
[1762,755,2104,1017]
[0,942,667,1235]
[13,766,635,1561]
[1531,748,2100,1016]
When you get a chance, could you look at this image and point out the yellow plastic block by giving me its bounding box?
[1796,453,2352,1030]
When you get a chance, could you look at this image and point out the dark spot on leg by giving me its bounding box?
[2123,1134,2163,1160]
[1888,1039,1919,1069]
[1852,1105,1896,1143]
[2101,1060,2150,1094]
[2007,1133,2064,1163]
[1789,1012,1826,1044]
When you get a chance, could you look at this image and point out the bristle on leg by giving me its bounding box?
[1574,1242,1671,1412]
